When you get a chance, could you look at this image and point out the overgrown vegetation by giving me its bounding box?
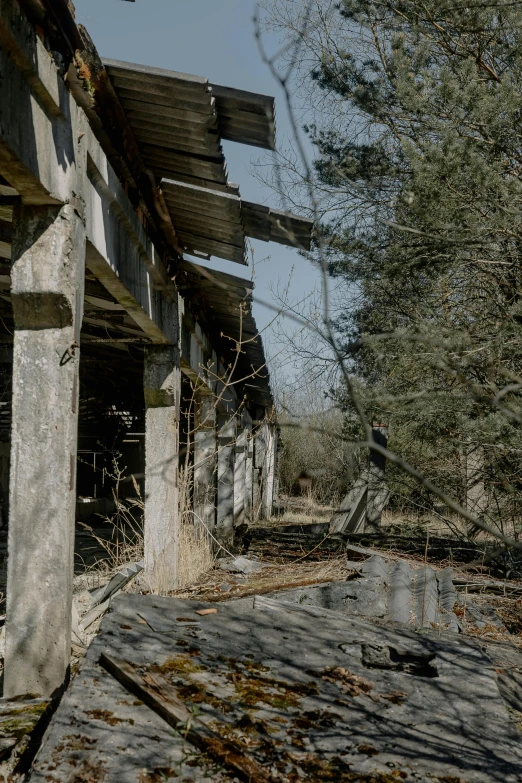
[262,0,522,539]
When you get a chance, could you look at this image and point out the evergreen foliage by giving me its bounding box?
[264,0,522,535]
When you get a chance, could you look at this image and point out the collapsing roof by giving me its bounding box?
[177,260,273,409]
[104,59,313,265]
[100,57,311,405]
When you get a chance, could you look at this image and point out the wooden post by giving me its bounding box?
[5,203,85,698]
[143,346,180,593]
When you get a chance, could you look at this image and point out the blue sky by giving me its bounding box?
[73,0,320,359]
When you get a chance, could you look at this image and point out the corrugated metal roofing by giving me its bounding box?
[104,58,313,265]
[177,260,272,408]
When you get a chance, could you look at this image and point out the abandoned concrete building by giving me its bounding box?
[0,0,313,699]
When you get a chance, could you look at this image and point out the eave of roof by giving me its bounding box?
[103,59,313,265]
[176,260,273,409]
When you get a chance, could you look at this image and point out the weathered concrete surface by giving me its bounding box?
[244,425,253,521]
[261,422,276,519]
[233,424,246,527]
[29,593,522,782]
[216,414,235,543]
[83,118,178,346]
[193,393,217,532]
[5,203,86,698]
[0,0,78,204]
[271,556,461,630]
[271,555,506,635]
[143,346,180,593]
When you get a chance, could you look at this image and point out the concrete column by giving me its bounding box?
[253,419,266,521]
[466,444,486,537]
[273,431,281,511]
[234,425,247,528]
[5,203,85,698]
[261,422,276,519]
[217,413,235,543]
[252,467,261,521]
[366,425,388,533]
[193,394,217,532]
[244,425,253,523]
[144,346,180,593]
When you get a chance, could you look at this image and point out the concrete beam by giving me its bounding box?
[83,121,177,345]
[143,346,180,593]
[4,202,85,698]
[0,0,77,203]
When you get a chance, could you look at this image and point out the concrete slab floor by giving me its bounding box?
[28,593,522,782]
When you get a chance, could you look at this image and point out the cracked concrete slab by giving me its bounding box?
[29,593,522,783]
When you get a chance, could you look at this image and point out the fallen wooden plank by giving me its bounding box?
[99,653,273,783]
[453,577,522,595]
[199,573,347,603]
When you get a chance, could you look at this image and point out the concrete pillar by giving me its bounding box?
[252,467,261,521]
[217,413,235,543]
[193,393,217,532]
[5,203,85,698]
[144,346,180,593]
[253,419,266,521]
[245,425,253,523]
[466,444,486,537]
[234,425,247,528]
[261,422,276,519]
[366,425,388,533]
[272,427,280,507]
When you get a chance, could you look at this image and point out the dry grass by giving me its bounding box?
[257,494,335,529]
[77,468,215,595]
[172,556,351,601]
[177,523,215,589]
[455,592,522,647]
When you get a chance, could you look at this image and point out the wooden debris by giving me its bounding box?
[194,608,217,616]
[100,653,273,783]
[201,573,349,603]
[453,577,522,596]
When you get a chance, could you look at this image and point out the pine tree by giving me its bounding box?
[264,0,522,530]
